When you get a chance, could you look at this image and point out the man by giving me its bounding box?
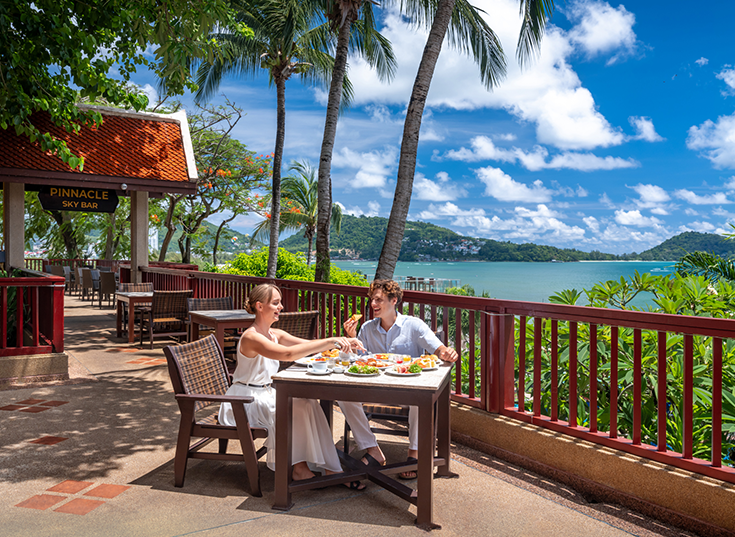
[340,279,459,478]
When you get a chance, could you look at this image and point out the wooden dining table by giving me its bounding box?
[271,363,457,530]
[115,291,153,343]
[188,309,256,351]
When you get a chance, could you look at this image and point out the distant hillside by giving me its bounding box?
[637,231,735,261]
[281,215,621,262]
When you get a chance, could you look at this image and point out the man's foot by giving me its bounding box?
[398,456,418,480]
[360,446,386,466]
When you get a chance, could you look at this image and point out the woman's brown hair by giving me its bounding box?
[368,279,403,303]
[245,283,282,314]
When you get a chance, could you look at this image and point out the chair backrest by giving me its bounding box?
[99,271,117,293]
[81,268,93,288]
[49,265,64,277]
[77,266,85,283]
[187,296,234,312]
[119,282,154,293]
[272,310,320,340]
[152,290,193,317]
[62,265,71,276]
[163,335,230,412]
[91,269,100,282]
[98,266,112,272]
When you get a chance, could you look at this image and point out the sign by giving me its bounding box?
[38,187,119,213]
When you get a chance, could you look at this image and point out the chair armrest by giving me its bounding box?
[175,393,254,404]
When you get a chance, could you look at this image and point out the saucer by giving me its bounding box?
[332,366,345,374]
[306,368,332,376]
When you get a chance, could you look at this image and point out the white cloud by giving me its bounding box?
[684,208,699,216]
[614,209,663,227]
[414,172,468,201]
[338,200,381,217]
[674,189,732,205]
[687,113,735,168]
[597,224,672,249]
[476,167,553,202]
[696,57,709,66]
[345,1,628,151]
[628,183,670,214]
[331,146,398,190]
[441,136,638,171]
[678,221,716,233]
[599,193,615,208]
[416,202,486,220]
[716,68,735,93]
[567,0,638,64]
[628,116,664,142]
[583,216,600,232]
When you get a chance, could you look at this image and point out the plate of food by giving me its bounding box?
[295,355,329,366]
[353,357,393,369]
[385,363,423,377]
[412,354,443,371]
[345,364,380,377]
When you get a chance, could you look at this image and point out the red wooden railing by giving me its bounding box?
[26,258,126,272]
[132,266,735,484]
[0,268,64,356]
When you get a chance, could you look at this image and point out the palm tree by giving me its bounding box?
[251,160,342,265]
[194,0,340,278]
[314,0,396,282]
[375,0,556,280]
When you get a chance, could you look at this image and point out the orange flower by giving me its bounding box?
[259,167,263,174]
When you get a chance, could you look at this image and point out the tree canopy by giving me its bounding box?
[0,0,247,169]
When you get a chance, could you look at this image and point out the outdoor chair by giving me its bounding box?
[81,268,99,302]
[163,335,267,496]
[76,266,85,297]
[342,328,444,454]
[139,289,193,348]
[98,270,117,308]
[118,281,153,335]
[62,265,75,294]
[187,296,238,359]
[272,310,320,339]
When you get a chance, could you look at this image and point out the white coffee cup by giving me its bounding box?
[308,360,328,373]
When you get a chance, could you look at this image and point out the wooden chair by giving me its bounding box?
[187,296,238,359]
[139,289,193,348]
[98,271,117,308]
[163,335,267,496]
[272,310,320,339]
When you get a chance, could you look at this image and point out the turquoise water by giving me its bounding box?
[332,260,676,305]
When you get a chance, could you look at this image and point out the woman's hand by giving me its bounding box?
[347,338,365,352]
[343,317,358,338]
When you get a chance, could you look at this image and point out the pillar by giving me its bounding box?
[130,190,149,284]
[3,182,25,270]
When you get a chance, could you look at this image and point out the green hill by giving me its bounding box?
[636,231,735,260]
[280,215,620,262]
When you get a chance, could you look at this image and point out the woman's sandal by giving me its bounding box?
[343,480,366,490]
[398,457,418,480]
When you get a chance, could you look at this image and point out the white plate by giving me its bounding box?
[345,371,380,377]
[414,359,444,371]
[385,368,421,377]
[352,359,393,369]
[306,368,332,376]
[295,355,327,366]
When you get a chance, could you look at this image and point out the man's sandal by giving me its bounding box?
[361,453,385,467]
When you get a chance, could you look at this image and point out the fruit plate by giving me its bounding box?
[385,367,421,377]
[295,355,327,366]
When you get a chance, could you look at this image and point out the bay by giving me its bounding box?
[332,260,676,306]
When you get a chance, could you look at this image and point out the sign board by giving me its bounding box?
[38,187,119,213]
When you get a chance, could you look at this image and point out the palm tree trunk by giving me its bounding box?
[315,10,355,283]
[307,233,313,266]
[375,0,455,280]
[267,78,286,278]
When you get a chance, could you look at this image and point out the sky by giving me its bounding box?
[132,0,735,255]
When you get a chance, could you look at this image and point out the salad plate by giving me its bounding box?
[345,371,380,377]
[385,368,421,377]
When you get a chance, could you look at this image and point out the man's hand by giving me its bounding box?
[343,317,358,338]
[436,345,458,363]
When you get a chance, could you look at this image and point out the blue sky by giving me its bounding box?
[133,1,735,255]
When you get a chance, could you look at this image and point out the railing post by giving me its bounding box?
[52,280,64,352]
[488,313,515,413]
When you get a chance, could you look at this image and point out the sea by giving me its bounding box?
[332,260,676,307]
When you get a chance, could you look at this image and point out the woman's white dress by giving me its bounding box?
[218,332,342,473]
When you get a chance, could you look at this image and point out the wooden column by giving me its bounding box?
[130,190,149,283]
[3,182,25,270]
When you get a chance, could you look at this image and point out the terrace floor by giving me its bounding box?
[0,293,702,536]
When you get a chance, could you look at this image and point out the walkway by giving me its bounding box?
[0,294,698,536]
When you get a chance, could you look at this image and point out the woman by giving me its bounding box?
[219,283,365,486]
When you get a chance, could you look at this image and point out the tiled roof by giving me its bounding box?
[0,108,193,183]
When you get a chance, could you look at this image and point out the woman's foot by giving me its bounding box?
[292,462,316,481]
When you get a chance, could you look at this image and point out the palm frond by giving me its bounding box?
[516,0,555,66]
[676,251,735,282]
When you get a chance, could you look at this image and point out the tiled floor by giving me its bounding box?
[29,436,68,445]
[15,481,130,516]
[0,399,68,413]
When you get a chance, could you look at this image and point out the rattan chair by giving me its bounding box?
[98,271,117,308]
[118,282,153,335]
[81,268,99,302]
[62,265,75,295]
[139,289,193,348]
[163,335,267,496]
[272,310,320,339]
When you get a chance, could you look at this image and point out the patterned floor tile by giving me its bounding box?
[47,480,94,494]
[15,494,65,510]
[0,405,25,411]
[39,401,69,407]
[19,406,51,413]
[54,498,105,515]
[84,484,131,499]
[30,436,69,445]
[17,399,46,405]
